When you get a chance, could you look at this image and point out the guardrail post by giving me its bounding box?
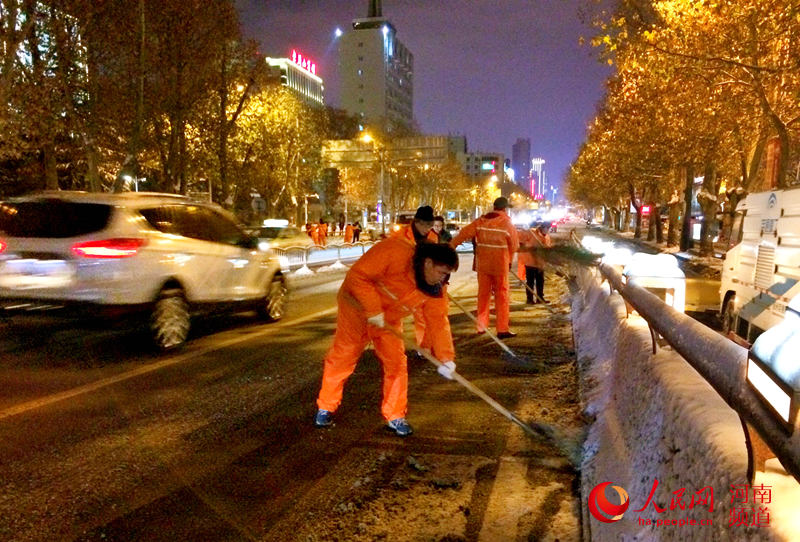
[328,244,347,270]
[293,247,314,276]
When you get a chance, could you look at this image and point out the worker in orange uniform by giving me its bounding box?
[308,223,320,246]
[390,206,452,360]
[519,222,552,304]
[344,223,354,244]
[313,239,460,436]
[450,197,519,339]
[318,219,328,247]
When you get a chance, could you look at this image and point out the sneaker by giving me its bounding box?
[386,417,413,437]
[314,409,333,428]
[497,330,517,339]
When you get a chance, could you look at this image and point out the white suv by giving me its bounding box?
[0,191,287,350]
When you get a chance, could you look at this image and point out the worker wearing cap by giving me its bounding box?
[391,206,454,362]
[314,226,459,437]
[450,197,519,338]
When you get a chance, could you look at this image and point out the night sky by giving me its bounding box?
[234,0,612,192]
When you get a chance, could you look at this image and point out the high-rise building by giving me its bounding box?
[338,0,414,132]
[265,50,325,108]
[511,138,531,190]
[530,158,546,198]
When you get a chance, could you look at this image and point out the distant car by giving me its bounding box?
[0,191,287,351]
[390,211,417,234]
[248,221,312,251]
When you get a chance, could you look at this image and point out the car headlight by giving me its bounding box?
[258,240,271,251]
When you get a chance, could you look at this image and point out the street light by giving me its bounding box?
[361,133,386,235]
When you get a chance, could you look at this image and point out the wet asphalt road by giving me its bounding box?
[0,249,584,541]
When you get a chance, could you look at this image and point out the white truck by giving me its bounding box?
[720,187,800,346]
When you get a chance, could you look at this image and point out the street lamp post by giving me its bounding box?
[361,134,386,235]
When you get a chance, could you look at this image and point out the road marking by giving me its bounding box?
[0,306,338,421]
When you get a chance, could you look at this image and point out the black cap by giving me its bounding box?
[493,197,509,210]
[414,205,435,222]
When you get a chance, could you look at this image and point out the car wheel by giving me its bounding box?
[150,288,190,351]
[259,276,286,322]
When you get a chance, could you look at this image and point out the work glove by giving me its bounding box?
[437,361,457,380]
[367,312,385,328]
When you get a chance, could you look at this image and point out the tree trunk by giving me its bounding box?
[698,162,720,257]
[680,165,694,252]
[43,140,58,190]
[113,0,145,193]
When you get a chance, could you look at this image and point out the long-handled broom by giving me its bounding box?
[367,287,584,467]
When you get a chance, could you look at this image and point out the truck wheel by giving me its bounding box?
[150,288,190,351]
[258,276,286,322]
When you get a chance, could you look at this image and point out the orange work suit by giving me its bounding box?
[310,225,320,246]
[519,228,552,269]
[390,225,454,361]
[450,210,519,333]
[316,234,455,422]
[344,224,354,244]
[318,223,328,246]
[516,228,529,281]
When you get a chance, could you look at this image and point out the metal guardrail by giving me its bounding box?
[270,241,377,272]
[584,249,800,483]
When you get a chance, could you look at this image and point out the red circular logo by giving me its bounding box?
[588,482,630,523]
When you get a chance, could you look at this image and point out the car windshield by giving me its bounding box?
[257,227,285,239]
[0,200,112,238]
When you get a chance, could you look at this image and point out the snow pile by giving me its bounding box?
[572,267,780,541]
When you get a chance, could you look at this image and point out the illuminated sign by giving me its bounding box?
[481,162,495,171]
[291,49,317,76]
[641,205,651,215]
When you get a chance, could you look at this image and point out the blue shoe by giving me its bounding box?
[314,409,333,428]
[386,417,413,436]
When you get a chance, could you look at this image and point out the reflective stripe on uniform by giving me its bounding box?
[477,227,510,236]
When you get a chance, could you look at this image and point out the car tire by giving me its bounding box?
[258,275,286,322]
[150,288,190,351]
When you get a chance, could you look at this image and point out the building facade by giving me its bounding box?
[456,152,505,180]
[530,157,546,199]
[338,1,414,132]
[265,50,325,108]
[511,138,531,191]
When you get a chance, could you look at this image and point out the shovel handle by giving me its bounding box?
[445,293,517,357]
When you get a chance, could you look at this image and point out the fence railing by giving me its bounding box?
[572,228,800,483]
[270,241,377,274]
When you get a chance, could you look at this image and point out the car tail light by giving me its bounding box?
[71,238,147,258]
[0,240,6,254]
